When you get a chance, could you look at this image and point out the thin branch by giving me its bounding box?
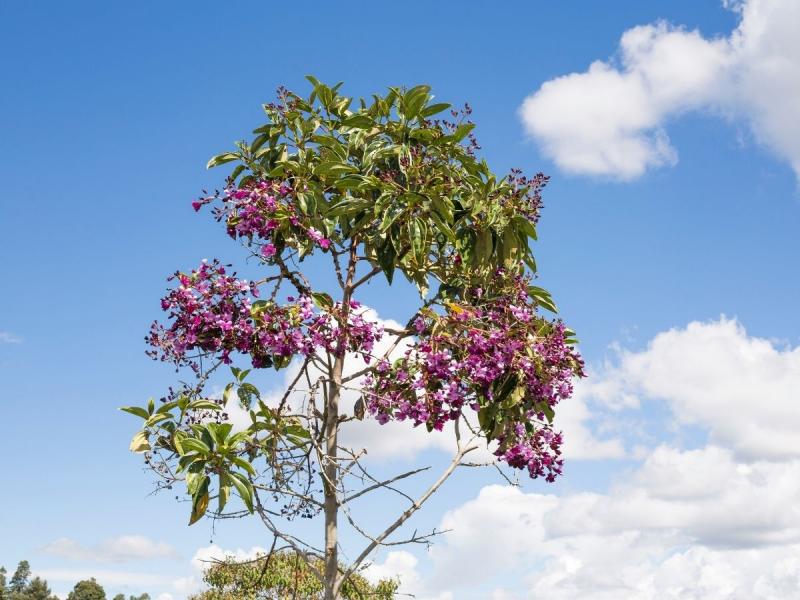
[342,467,430,504]
[342,440,479,583]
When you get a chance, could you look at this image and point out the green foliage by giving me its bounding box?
[189,551,398,600]
[66,578,106,600]
[8,562,30,593]
[208,77,545,296]
[1,562,57,600]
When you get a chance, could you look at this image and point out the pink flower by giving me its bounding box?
[261,244,277,258]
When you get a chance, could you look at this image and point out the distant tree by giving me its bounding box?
[18,577,56,600]
[1,562,56,600]
[190,551,398,600]
[129,595,150,600]
[112,595,125,600]
[67,579,106,600]
[9,562,30,593]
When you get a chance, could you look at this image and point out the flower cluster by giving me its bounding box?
[193,179,331,258]
[250,298,383,367]
[147,261,382,371]
[363,270,583,481]
[146,260,257,369]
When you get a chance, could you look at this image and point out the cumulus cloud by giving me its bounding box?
[520,0,800,180]
[40,535,179,563]
[585,317,800,460]
[370,317,800,598]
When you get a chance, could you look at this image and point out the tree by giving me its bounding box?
[190,550,397,599]
[123,78,584,599]
[18,578,56,600]
[1,562,57,600]
[67,579,105,600]
[8,562,30,594]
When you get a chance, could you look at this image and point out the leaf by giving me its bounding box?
[311,292,333,311]
[129,431,151,453]
[188,400,223,411]
[188,477,210,525]
[451,123,475,143]
[206,153,239,169]
[223,382,236,406]
[420,102,451,118]
[144,412,172,428]
[376,241,397,284]
[217,471,232,514]
[186,469,206,496]
[173,430,187,455]
[528,285,558,313]
[229,472,254,513]
[207,422,233,446]
[181,437,211,454]
[156,400,179,415]
[231,456,257,477]
[237,383,261,409]
[120,406,149,420]
[340,114,374,129]
[353,397,365,420]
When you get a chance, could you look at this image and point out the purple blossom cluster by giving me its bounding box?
[364,271,583,481]
[146,260,257,369]
[147,261,382,371]
[193,179,330,258]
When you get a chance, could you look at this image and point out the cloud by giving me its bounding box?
[585,317,800,461]
[40,535,180,563]
[369,317,800,598]
[37,568,175,588]
[0,331,22,343]
[520,0,800,180]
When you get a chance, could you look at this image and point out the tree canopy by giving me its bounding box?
[124,77,584,598]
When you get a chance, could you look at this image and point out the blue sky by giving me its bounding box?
[2,1,799,598]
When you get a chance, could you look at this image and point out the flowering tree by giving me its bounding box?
[123,78,584,599]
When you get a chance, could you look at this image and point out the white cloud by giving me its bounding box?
[369,317,800,598]
[37,568,174,588]
[40,535,179,563]
[520,0,800,180]
[0,331,21,343]
[585,317,800,461]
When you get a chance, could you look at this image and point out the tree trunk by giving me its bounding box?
[324,243,358,600]
[323,357,343,600]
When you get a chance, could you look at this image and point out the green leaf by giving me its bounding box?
[451,123,475,143]
[181,437,211,454]
[528,285,558,313]
[156,400,179,415]
[129,431,151,453]
[237,383,260,409]
[206,153,239,169]
[188,400,223,411]
[189,477,210,525]
[420,102,451,118]
[223,382,236,407]
[311,292,333,311]
[120,406,149,420]
[229,472,254,513]
[207,422,233,446]
[231,456,257,477]
[144,412,172,428]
